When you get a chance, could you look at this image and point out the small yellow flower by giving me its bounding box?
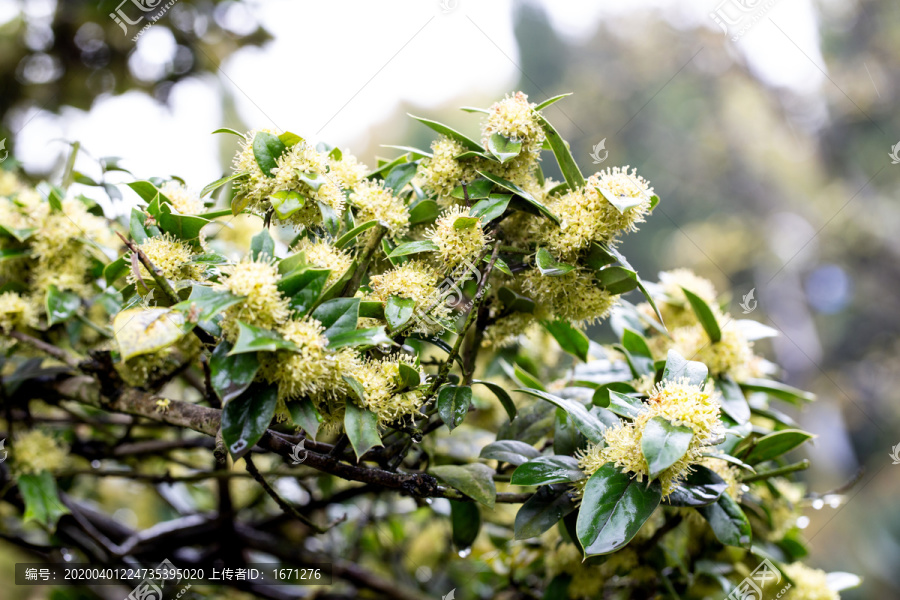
[426,205,491,268]
[232,128,280,207]
[160,181,205,214]
[218,256,290,334]
[259,317,346,401]
[483,311,537,348]
[579,379,723,497]
[129,234,203,284]
[328,152,369,190]
[481,91,545,158]
[594,166,654,233]
[521,268,614,326]
[272,142,345,228]
[345,355,426,424]
[0,291,39,331]
[417,137,479,204]
[349,179,409,236]
[155,398,171,412]
[12,429,69,475]
[779,563,839,600]
[368,260,450,333]
[672,320,756,380]
[293,238,353,288]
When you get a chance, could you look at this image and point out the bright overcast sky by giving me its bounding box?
[5,0,822,195]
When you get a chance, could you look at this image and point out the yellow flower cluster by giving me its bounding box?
[160,181,205,214]
[482,91,545,158]
[779,563,840,600]
[293,238,353,288]
[218,256,291,335]
[130,234,204,286]
[345,355,426,425]
[426,205,491,268]
[578,379,723,497]
[272,142,345,228]
[232,128,280,206]
[327,151,369,190]
[521,268,614,326]
[0,291,38,331]
[12,429,69,475]
[368,260,450,333]
[416,137,479,204]
[483,310,537,348]
[349,180,409,236]
[672,321,757,380]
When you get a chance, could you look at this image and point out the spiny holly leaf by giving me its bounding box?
[222,383,278,460]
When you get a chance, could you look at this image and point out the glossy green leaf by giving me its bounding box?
[209,341,260,404]
[335,220,380,249]
[344,400,383,459]
[515,486,576,540]
[662,465,727,507]
[385,295,416,331]
[716,375,750,424]
[542,319,589,361]
[469,193,512,222]
[409,199,441,225]
[450,499,481,549]
[473,379,517,421]
[430,463,496,508]
[536,113,585,190]
[270,190,306,220]
[451,179,494,200]
[641,416,694,479]
[516,388,606,444]
[743,429,814,464]
[103,256,129,285]
[607,390,647,419]
[388,240,439,258]
[19,471,69,530]
[288,398,321,440]
[453,216,480,230]
[479,171,560,224]
[311,297,360,339]
[535,247,574,276]
[173,286,244,323]
[511,362,545,391]
[397,363,420,389]
[479,440,541,466]
[409,114,483,151]
[46,285,81,326]
[597,266,640,295]
[212,127,244,137]
[576,463,662,556]
[318,201,340,236]
[327,326,394,350]
[279,131,304,147]
[438,385,473,431]
[222,383,278,459]
[596,185,646,214]
[683,287,722,343]
[228,321,298,355]
[534,93,572,111]
[383,161,418,193]
[497,287,535,314]
[487,133,523,163]
[739,378,815,404]
[252,131,286,177]
[113,308,187,361]
[698,493,752,548]
[511,456,584,486]
[0,225,36,242]
[201,171,247,198]
[278,268,331,316]
[250,229,275,261]
[591,382,637,408]
[622,328,653,358]
[662,350,709,386]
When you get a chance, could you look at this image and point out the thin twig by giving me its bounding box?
[5,330,81,369]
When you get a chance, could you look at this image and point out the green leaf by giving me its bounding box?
[662,350,709,386]
[113,308,188,361]
[383,161,418,193]
[487,133,523,163]
[387,240,439,258]
[209,341,260,404]
[278,268,331,316]
[46,285,81,326]
[296,171,329,192]
[497,287,535,314]
[536,113,585,190]
[250,229,275,261]
[682,287,722,343]
[318,201,340,235]
[542,320,589,361]
[409,199,441,225]
[621,328,653,358]
[173,286,244,323]
[743,429,814,464]
[252,131,287,177]
[451,179,494,200]
[473,379,517,421]
[478,171,560,224]
[511,362,545,391]
[607,391,646,419]
[288,399,321,440]
[516,388,607,444]
[359,300,385,320]
[201,171,247,198]
[662,465,727,507]
[438,385,473,431]
[385,295,416,331]
[0,247,30,263]
[270,190,306,220]
[596,185,646,214]
[596,266,640,295]
[19,471,69,530]
[157,211,211,241]
[344,400,383,459]
[511,456,584,486]
[409,114,483,151]
[534,93,572,111]
[212,127,244,137]
[327,326,394,350]
[576,464,662,556]
[228,321,298,355]
[591,382,636,408]
[739,378,815,404]
[398,363,420,389]
[469,193,512,222]
[450,499,481,549]
[0,224,36,242]
[336,220,380,249]
[103,256,129,285]
[453,216,480,230]
[222,383,278,459]
[716,375,750,424]
[641,416,694,479]
[479,440,541,466]
[430,464,497,508]
[535,247,574,276]
[515,486,576,540]
[279,131,304,147]
[698,493,752,547]
[310,297,360,339]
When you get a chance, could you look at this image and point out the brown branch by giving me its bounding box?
[5,330,81,368]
